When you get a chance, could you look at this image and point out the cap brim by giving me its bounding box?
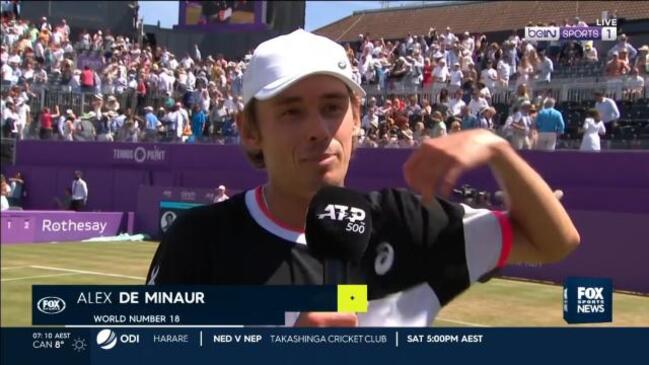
[252,71,366,103]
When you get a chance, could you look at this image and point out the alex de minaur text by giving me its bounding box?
[76,291,206,304]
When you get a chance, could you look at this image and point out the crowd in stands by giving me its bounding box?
[1,10,648,150]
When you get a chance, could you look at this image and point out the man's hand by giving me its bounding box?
[293,312,358,327]
[403,129,508,202]
[403,129,579,264]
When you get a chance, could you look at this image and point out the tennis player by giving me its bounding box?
[147,30,580,327]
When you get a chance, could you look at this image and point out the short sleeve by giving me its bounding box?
[146,206,213,285]
[366,189,513,305]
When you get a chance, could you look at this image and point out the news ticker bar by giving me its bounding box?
[32,285,368,326]
[2,328,647,365]
[525,26,617,41]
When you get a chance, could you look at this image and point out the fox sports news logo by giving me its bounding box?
[576,286,605,313]
[36,297,67,315]
[563,277,612,324]
[317,204,366,234]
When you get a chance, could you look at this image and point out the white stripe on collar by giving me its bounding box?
[244,188,306,245]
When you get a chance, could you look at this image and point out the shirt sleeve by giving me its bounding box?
[366,189,513,306]
[146,206,213,285]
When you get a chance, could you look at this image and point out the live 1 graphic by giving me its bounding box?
[564,277,613,324]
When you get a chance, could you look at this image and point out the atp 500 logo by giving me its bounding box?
[317,204,367,233]
[36,297,67,315]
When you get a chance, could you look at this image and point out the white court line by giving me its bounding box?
[1,266,30,271]
[435,317,489,327]
[2,273,80,282]
[30,265,145,281]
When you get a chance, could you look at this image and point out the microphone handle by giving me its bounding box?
[323,259,347,285]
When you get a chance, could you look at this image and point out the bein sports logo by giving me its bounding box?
[96,329,118,350]
[36,297,66,315]
[317,204,366,234]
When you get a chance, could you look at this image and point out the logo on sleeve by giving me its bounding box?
[147,265,160,285]
[374,242,394,276]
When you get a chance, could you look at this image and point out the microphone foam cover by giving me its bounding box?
[305,185,372,263]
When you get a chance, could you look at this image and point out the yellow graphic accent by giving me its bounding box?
[337,285,368,313]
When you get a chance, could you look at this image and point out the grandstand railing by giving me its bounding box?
[3,76,647,117]
[363,76,649,106]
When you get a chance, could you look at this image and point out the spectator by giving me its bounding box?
[477,106,495,129]
[634,45,648,75]
[428,111,446,138]
[511,83,531,112]
[361,107,378,132]
[459,105,478,130]
[12,95,29,139]
[70,170,88,211]
[606,52,629,77]
[80,65,95,93]
[432,59,449,83]
[53,187,73,210]
[448,88,466,117]
[480,60,498,90]
[0,174,10,211]
[583,42,598,63]
[449,62,463,90]
[213,184,229,203]
[468,89,489,117]
[624,67,645,100]
[476,81,491,103]
[516,56,534,88]
[535,50,553,84]
[2,100,18,138]
[580,109,606,152]
[96,111,113,142]
[190,103,206,143]
[608,34,638,61]
[39,105,59,140]
[59,110,74,141]
[497,54,512,88]
[142,106,161,141]
[534,98,565,151]
[511,101,532,150]
[7,172,25,208]
[74,111,97,141]
[422,58,433,87]
[449,119,462,134]
[594,91,620,126]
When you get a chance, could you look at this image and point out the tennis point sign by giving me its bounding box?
[112,146,167,165]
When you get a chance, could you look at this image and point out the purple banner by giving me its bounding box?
[177,0,266,31]
[3,140,649,292]
[1,211,127,244]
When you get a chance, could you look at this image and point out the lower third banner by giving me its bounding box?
[1,328,647,365]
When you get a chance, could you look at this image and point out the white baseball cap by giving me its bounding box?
[242,29,365,105]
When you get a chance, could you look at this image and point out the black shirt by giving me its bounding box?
[147,186,512,326]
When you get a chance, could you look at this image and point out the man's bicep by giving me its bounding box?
[506,223,545,265]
